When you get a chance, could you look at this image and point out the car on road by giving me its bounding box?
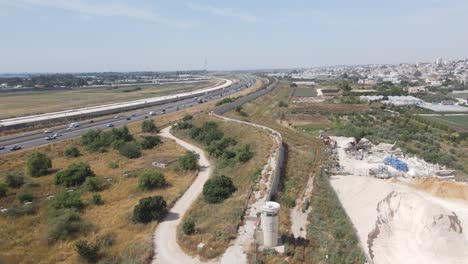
[44,129,54,134]
[131,113,137,117]
[89,120,95,123]
[144,115,148,119]
[149,111,155,116]
[0,146,5,150]
[126,117,131,120]
[114,115,120,119]
[10,145,22,151]
[67,122,80,129]
[45,135,56,141]
[106,123,114,127]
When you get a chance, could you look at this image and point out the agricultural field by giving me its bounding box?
[421,115,468,132]
[290,102,369,113]
[292,87,317,97]
[0,80,217,119]
[173,114,274,259]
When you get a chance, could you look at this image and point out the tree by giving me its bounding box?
[64,145,81,157]
[132,196,167,224]
[54,162,95,187]
[47,208,88,242]
[414,70,422,77]
[91,194,103,205]
[5,171,25,188]
[142,120,159,133]
[178,151,199,171]
[75,240,100,263]
[202,175,236,203]
[26,152,52,177]
[119,142,141,159]
[139,135,161,149]
[138,170,166,190]
[182,219,196,235]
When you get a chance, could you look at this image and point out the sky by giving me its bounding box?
[1,0,468,73]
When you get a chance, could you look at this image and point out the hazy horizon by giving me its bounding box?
[1,0,468,73]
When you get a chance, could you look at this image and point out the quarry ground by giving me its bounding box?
[331,137,468,264]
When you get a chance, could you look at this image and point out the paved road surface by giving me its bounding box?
[152,126,215,264]
[0,75,255,155]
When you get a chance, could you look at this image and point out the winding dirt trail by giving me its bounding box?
[152,126,214,264]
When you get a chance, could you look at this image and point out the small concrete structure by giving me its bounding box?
[261,201,280,247]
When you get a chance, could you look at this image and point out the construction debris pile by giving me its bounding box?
[324,136,454,180]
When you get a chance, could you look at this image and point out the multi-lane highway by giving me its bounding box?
[0,75,256,155]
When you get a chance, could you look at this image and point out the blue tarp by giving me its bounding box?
[384,157,409,172]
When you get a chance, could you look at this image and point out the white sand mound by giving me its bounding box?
[369,191,468,264]
[331,175,468,264]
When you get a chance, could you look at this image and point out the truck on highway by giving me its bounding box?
[67,122,80,129]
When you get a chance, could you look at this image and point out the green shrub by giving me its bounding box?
[175,121,193,130]
[5,205,35,217]
[47,208,88,242]
[108,160,119,169]
[178,151,199,171]
[49,191,84,211]
[138,170,166,190]
[139,135,161,149]
[132,196,167,224]
[54,162,95,187]
[26,152,52,177]
[84,177,105,192]
[207,137,237,157]
[64,145,81,157]
[91,194,103,205]
[119,142,141,159]
[17,191,34,203]
[76,240,100,263]
[182,114,193,121]
[279,101,289,107]
[202,175,236,203]
[182,219,196,235]
[0,182,7,197]
[142,120,159,133]
[82,127,133,152]
[5,171,25,188]
[237,144,253,163]
[190,122,223,144]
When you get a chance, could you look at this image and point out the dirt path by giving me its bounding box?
[152,126,214,264]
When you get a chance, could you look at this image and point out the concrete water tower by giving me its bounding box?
[261,201,280,247]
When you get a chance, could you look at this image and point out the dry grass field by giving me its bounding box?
[173,114,274,259]
[0,78,266,263]
[0,80,217,119]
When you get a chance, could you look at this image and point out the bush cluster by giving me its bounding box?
[64,145,81,157]
[76,240,101,263]
[138,170,166,190]
[26,152,52,177]
[178,151,199,171]
[139,135,161,149]
[142,120,159,133]
[182,219,196,235]
[119,142,141,159]
[54,162,95,187]
[81,126,133,152]
[47,208,88,242]
[5,171,25,188]
[202,175,236,203]
[132,196,167,224]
